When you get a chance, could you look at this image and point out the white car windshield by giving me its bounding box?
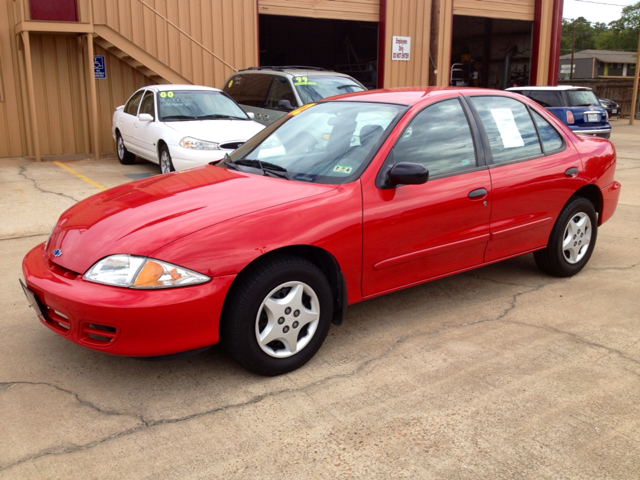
[294,76,366,105]
[222,101,408,185]
[158,90,249,121]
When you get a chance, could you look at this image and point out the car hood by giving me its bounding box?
[163,119,264,143]
[46,166,337,274]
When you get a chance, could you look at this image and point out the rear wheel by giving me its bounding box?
[116,133,135,165]
[221,255,333,376]
[534,197,598,277]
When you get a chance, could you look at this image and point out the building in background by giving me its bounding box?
[0,0,564,161]
[559,50,638,80]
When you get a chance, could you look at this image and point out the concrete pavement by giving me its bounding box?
[0,121,638,479]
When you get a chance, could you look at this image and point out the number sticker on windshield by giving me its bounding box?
[333,165,353,174]
[294,76,317,86]
[288,103,316,116]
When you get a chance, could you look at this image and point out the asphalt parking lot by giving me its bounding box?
[1,120,638,479]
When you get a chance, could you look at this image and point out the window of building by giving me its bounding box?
[470,96,542,164]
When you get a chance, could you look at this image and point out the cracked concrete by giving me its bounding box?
[1,122,639,478]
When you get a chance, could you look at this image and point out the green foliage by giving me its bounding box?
[561,3,640,54]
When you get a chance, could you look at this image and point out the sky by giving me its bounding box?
[563,0,638,23]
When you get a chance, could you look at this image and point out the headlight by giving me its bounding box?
[83,254,210,289]
[180,137,220,150]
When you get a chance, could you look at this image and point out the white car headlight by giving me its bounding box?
[180,137,221,150]
[83,254,210,289]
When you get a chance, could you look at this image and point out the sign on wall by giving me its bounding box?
[392,36,411,61]
[94,56,106,79]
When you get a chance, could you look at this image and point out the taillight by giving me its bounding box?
[566,111,575,124]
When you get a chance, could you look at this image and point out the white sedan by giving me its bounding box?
[112,85,265,173]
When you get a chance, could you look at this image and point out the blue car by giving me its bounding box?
[507,86,611,139]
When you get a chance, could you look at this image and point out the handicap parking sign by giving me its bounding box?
[94,55,106,79]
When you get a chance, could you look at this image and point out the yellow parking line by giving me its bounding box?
[53,161,107,191]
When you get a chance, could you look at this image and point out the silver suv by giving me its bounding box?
[223,66,366,126]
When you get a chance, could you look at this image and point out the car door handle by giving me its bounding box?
[468,188,488,199]
[565,167,579,177]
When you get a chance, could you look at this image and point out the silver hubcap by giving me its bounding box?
[562,212,592,264]
[117,137,124,159]
[160,150,171,173]
[255,281,320,358]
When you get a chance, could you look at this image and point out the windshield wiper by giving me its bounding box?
[234,159,290,179]
[214,153,239,169]
[196,114,247,120]
[161,115,196,121]
[337,84,365,91]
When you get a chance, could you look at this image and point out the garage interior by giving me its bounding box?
[258,14,379,89]
[450,15,534,89]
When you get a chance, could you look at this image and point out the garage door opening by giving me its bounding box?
[450,16,534,89]
[259,15,379,89]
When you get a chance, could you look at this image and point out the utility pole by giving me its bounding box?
[630,30,640,125]
[570,20,576,81]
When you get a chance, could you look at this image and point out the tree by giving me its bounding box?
[601,1,640,51]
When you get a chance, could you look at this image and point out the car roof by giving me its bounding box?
[507,86,593,92]
[146,84,222,93]
[235,66,355,78]
[326,87,516,106]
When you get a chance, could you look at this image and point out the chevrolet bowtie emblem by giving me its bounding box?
[53,249,63,257]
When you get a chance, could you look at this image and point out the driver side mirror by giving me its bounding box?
[277,99,295,111]
[247,112,255,120]
[384,162,429,188]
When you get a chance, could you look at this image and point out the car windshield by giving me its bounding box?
[294,76,366,104]
[157,90,248,121]
[222,101,407,184]
[566,90,600,107]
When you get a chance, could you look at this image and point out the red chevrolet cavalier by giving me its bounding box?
[21,88,621,375]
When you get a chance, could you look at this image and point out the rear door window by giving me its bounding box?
[470,96,542,164]
[524,90,563,108]
[124,90,144,115]
[224,74,272,108]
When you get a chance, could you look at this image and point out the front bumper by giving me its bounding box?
[22,243,235,356]
[168,146,232,171]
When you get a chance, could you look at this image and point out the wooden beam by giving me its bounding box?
[20,31,41,162]
[85,33,100,160]
[630,32,640,125]
[15,21,93,34]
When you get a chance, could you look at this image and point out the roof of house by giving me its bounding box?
[559,49,637,64]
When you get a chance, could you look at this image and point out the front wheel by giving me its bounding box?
[534,197,598,277]
[221,255,333,376]
[159,145,175,174]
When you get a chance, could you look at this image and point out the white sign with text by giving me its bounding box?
[392,36,411,61]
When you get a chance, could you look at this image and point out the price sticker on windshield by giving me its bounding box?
[160,91,175,98]
[294,76,317,86]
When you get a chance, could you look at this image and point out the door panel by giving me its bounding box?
[362,170,492,296]
[485,149,583,261]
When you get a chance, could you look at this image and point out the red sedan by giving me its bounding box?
[21,88,621,376]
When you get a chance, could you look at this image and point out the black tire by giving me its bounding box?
[534,197,598,277]
[116,133,136,165]
[159,145,175,174]
[221,255,333,376]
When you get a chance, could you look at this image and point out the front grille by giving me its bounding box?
[79,322,119,346]
[220,141,244,150]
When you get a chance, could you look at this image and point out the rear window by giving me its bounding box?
[566,90,599,107]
